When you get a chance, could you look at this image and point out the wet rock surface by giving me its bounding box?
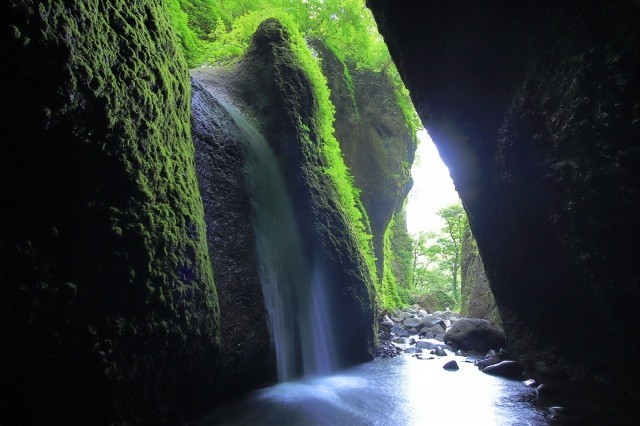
[444,318,506,353]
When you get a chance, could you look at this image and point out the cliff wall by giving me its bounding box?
[0,1,220,423]
[368,0,640,389]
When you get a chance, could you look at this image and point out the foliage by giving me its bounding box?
[165,0,420,135]
[412,202,468,311]
[164,0,422,304]
[388,209,415,289]
[377,209,416,308]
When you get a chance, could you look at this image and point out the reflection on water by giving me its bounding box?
[196,354,547,425]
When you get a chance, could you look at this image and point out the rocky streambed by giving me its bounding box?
[375,305,638,425]
[377,307,523,379]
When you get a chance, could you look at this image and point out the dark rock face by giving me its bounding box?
[368,0,640,389]
[312,40,416,276]
[482,360,524,380]
[444,318,506,353]
[193,19,377,371]
[460,229,501,326]
[0,1,220,423]
[191,80,276,397]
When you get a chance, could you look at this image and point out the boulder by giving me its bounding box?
[397,311,411,320]
[379,331,392,340]
[475,356,501,369]
[482,361,524,380]
[402,317,423,328]
[393,337,408,344]
[417,309,428,318]
[443,360,460,371]
[391,324,409,337]
[416,341,439,350]
[420,315,439,325]
[425,323,446,334]
[443,318,505,353]
[379,314,394,330]
[405,347,422,354]
[419,330,437,339]
[405,327,418,335]
[416,341,452,352]
[434,346,447,357]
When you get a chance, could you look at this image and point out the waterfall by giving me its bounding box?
[218,99,337,381]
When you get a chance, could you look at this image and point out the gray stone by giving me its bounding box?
[416,341,439,350]
[475,356,501,369]
[482,360,524,380]
[393,337,408,344]
[391,324,409,337]
[426,323,446,334]
[419,330,437,339]
[379,331,392,340]
[405,347,422,354]
[435,333,445,342]
[443,360,459,371]
[402,317,423,328]
[379,314,394,329]
[397,311,411,320]
[443,318,505,352]
[434,346,447,356]
[420,315,439,325]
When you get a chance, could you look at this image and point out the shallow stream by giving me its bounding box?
[196,352,547,425]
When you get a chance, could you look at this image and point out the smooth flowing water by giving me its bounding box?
[220,100,337,381]
[196,349,548,425]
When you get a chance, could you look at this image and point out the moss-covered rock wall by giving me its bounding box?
[0,1,220,422]
[460,229,501,326]
[193,19,378,368]
[312,40,416,279]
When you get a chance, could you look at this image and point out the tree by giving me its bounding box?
[411,202,468,309]
[436,203,467,303]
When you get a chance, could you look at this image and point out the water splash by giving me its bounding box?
[218,99,337,381]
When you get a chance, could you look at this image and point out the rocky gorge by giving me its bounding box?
[0,5,414,423]
[1,0,639,423]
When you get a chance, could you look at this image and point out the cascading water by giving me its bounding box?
[218,99,337,382]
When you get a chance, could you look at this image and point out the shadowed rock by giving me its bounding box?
[444,318,505,353]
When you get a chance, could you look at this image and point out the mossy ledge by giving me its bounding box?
[0,1,220,423]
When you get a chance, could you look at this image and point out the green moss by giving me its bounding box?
[377,209,417,308]
[165,1,420,148]
[388,208,415,289]
[1,0,219,422]
[259,17,379,284]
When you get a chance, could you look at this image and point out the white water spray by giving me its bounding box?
[219,100,337,381]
